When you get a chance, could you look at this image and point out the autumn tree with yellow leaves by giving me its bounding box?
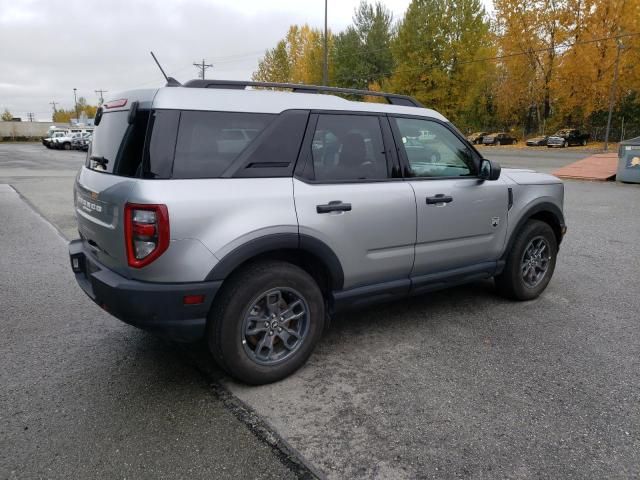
[254,0,640,137]
[51,97,98,123]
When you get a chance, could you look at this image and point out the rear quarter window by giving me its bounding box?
[172,111,274,179]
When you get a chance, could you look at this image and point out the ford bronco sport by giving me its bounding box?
[69,80,566,384]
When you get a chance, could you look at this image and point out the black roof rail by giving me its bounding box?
[181,79,424,108]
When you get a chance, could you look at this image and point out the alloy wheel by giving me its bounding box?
[241,288,310,365]
[520,236,552,288]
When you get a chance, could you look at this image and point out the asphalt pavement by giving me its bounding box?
[477,145,591,173]
[1,143,639,479]
[0,184,307,479]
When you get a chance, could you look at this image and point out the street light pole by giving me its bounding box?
[73,88,79,125]
[604,40,623,151]
[323,0,328,86]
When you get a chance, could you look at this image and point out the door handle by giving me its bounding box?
[316,201,352,214]
[426,194,453,205]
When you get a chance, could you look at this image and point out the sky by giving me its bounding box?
[0,0,492,121]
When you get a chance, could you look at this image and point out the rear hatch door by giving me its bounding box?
[74,93,154,276]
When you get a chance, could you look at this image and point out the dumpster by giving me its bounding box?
[617,136,640,183]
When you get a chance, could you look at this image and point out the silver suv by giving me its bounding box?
[69,80,566,384]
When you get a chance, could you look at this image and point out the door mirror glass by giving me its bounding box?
[479,159,501,180]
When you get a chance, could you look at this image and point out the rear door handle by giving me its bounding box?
[316,201,352,214]
[426,194,453,205]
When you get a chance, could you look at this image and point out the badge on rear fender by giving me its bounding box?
[491,217,500,227]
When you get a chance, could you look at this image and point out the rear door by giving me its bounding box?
[293,113,416,290]
[389,116,508,278]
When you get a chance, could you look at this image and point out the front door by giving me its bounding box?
[389,116,509,277]
[294,113,416,290]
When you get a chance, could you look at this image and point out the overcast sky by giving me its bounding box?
[0,0,492,121]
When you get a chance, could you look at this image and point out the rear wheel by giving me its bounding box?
[495,220,557,300]
[581,139,587,146]
[207,260,325,385]
[63,142,71,150]
[563,140,568,148]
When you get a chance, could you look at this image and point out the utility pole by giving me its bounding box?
[193,59,213,80]
[604,40,623,151]
[50,101,59,122]
[323,0,328,86]
[27,113,34,122]
[73,88,79,125]
[95,89,108,105]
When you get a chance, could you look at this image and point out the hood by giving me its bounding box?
[501,168,562,185]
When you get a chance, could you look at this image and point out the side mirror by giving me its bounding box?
[479,158,501,181]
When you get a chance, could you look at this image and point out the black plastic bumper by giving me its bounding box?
[69,239,222,342]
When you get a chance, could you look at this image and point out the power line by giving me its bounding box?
[193,59,213,79]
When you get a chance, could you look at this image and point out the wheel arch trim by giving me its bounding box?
[205,233,345,290]
[502,201,565,262]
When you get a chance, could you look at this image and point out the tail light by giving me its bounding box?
[124,203,169,268]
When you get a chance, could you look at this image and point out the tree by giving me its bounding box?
[77,97,98,119]
[1,108,13,121]
[252,40,290,83]
[554,0,640,127]
[52,109,73,123]
[493,0,569,133]
[252,24,332,85]
[51,98,98,123]
[332,1,394,90]
[386,0,495,129]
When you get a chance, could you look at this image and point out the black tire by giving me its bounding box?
[563,140,568,148]
[581,139,587,146]
[63,142,71,150]
[207,260,325,385]
[495,220,558,301]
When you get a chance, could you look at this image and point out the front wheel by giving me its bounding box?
[495,220,558,300]
[207,260,325,385]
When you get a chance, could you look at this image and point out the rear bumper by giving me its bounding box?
[68,239,221,342]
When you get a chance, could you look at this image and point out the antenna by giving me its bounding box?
[150,51,181,87]
[150,51,168,81]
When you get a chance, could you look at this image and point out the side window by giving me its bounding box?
[393,117,476,178]
[172,111,274,179]
[311,114,389,181]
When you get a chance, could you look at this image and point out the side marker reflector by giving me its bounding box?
[183,295,205,305]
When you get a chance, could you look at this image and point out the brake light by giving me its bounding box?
[103,98,127,109]
[124,203,169,268]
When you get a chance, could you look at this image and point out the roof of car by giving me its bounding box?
[109,85,449,122]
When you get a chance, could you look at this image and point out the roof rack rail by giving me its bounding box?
[182,79,423,108]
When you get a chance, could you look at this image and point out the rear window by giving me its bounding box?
[87,110,150,176]
[172,111,274,179]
